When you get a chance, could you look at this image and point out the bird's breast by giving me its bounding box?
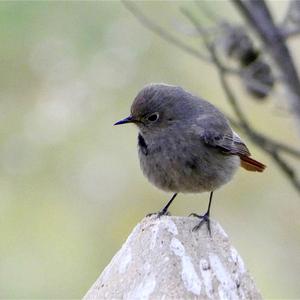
[137,132,239,193]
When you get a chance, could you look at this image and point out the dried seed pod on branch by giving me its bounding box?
[216,22,275,99]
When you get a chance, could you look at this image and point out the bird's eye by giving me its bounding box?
[147,113,159,122]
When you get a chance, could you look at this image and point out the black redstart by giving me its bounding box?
[114,83,266,233]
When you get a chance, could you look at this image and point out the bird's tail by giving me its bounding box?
[239,155,266,172]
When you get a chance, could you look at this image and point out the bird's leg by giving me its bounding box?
[147,193,178,218]
[189,191,214,236]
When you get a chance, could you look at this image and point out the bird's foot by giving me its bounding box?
[146,209,170,218]
[189,212,211,236]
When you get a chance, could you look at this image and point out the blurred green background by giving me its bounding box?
[0,1,299,298]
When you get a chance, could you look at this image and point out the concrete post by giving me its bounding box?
[83,216,261,300]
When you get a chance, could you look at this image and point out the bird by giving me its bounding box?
[114,83,266,234]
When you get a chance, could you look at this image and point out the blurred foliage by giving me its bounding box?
[0,1,299,299]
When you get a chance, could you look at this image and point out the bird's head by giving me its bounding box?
[114,83,195,135]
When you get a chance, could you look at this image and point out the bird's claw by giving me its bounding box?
[146,210,170,218]
[189,213,201,218]
[189,212,211,236]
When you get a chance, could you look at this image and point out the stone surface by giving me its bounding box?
[83,216,261,300]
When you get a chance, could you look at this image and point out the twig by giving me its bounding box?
[194,0,223,24]
[122,0,274,94]
[249,132,300,159]
[227,116,300,158]
[122,0,210,62]
[270,151,300,191]
[122,1,241,76]
[281,27,300,39]
[180,8,255,133]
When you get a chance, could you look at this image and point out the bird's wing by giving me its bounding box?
[192,109,265,171]
[201,129,266,172]
[201,130,251,156]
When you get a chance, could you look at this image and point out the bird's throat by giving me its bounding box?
[138,133,148,156]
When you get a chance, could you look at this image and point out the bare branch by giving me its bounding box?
[227,117,300,159]
[123,0,273,96]
[122,0,211,62]
[232,0,300,129]
[270,152,300,191]
[180,8,251,129]
[281,27,300,39]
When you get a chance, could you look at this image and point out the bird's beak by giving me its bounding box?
[114,115,134,126]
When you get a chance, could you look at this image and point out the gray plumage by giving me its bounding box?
[129,83,245,193]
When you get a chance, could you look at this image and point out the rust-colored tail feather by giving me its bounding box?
[239,155,266,172]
